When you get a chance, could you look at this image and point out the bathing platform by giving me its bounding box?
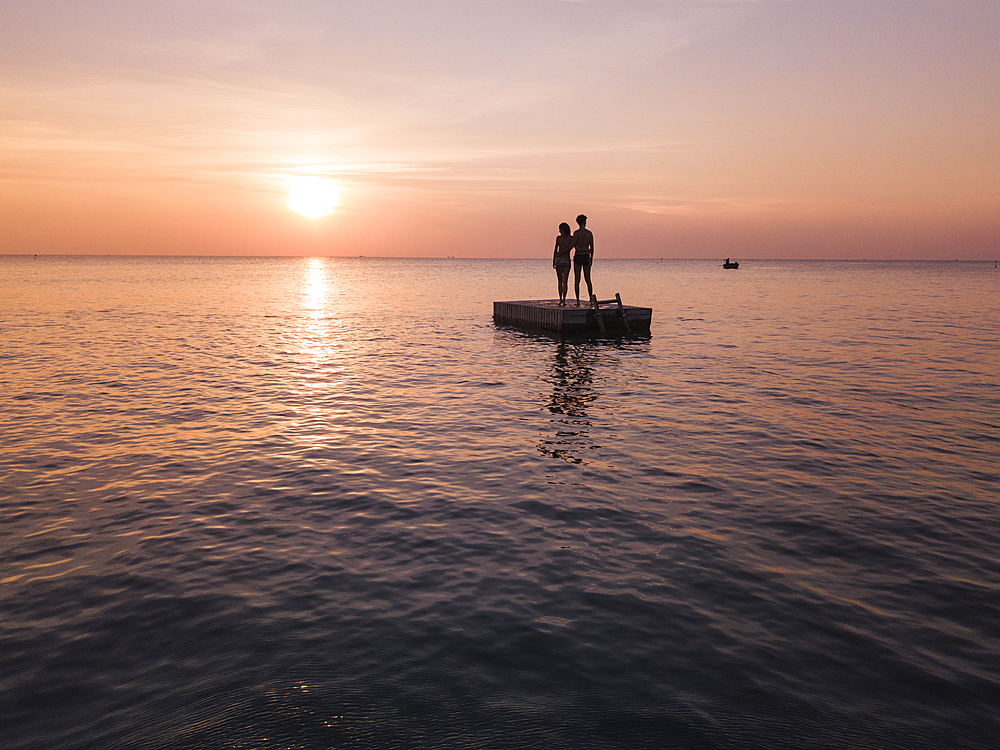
[493,294,652,334]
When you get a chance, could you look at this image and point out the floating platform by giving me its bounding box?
[493,296,652,334]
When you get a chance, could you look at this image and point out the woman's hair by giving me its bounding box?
[559,222,571,234]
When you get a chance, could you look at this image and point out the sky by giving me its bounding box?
[2,0,998,259]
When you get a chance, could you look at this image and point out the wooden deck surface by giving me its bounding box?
[493,299,652,333]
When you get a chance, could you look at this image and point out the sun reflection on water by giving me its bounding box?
[296,257,336,370]
[303,257,327,318]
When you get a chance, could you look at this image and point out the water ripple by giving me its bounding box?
[1,257,998,749]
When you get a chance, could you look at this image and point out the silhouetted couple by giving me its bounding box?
[552,214,594,305]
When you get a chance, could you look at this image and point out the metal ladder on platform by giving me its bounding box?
[589,293,631,334]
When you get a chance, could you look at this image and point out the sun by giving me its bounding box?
[286,176,341,219]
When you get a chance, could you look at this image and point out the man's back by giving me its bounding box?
[574,227,594,255]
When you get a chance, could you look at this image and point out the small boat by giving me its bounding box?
[723,258,739,269]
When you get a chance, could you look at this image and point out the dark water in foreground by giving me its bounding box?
[2,256,998,749]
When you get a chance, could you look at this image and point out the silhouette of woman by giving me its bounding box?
[553,222,573,305]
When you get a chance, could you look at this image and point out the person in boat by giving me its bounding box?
[572,214,594,305]
[552,222,574,305]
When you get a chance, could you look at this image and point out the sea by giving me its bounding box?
[1,256,998,750]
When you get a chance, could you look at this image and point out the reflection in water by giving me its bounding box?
[303,257,327,316]
[539,342,600,464]
[292,258,347,425]
[532,334,653,464]
[298,258,332,365]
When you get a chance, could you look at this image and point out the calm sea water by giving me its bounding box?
[2,256,998,749]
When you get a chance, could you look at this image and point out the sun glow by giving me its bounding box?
[287,176,341,219]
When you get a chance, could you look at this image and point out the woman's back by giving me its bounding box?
[554,234,574,259]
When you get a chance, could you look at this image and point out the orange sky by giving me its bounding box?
[3,1,998,259]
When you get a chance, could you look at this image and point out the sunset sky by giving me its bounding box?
[3,1,998,259]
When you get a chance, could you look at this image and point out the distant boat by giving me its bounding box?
[723,259,739,269]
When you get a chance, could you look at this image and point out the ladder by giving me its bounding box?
[589,293,631,334]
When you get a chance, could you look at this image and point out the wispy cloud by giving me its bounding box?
[2,0,997,256]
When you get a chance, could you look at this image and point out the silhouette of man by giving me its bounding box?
[572,214,594,305]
